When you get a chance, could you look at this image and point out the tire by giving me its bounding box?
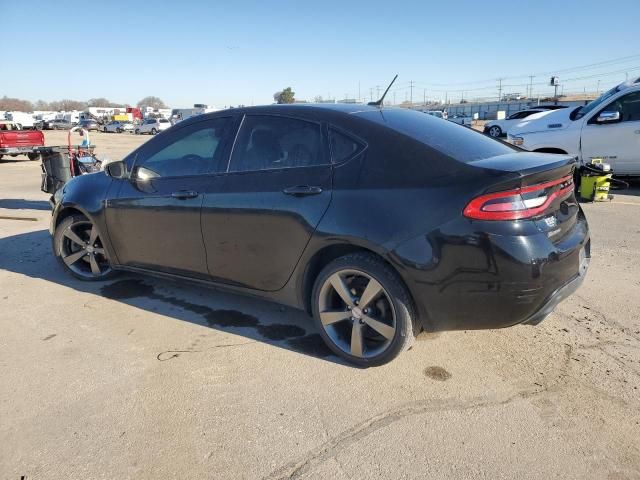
[135,129,140,135]
[27,152,40,161]
[311,252,417,367]
[487,125,502,138]
[151,128,157,135]
[117,128,122,133]
[103,127,108,133]
[53,214,115,281]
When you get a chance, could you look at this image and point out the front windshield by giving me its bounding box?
[574,85,621,120]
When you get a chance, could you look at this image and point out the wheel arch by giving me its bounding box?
[299,243,415,319]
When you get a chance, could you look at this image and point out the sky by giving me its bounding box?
[3,0,640,108]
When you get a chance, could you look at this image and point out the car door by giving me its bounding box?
[201,114,332,291]
[581,91,640,174]
[105,117,233,278]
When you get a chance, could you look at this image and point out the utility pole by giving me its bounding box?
[528,75,534,98]
[370,88,373,102]
[597,80,601,94]
[423,88,426,106]
[376,85,381,99]
[393,91,396,105]
[497,78,504,102]
[409,80,414,106]
[358,81,361,103]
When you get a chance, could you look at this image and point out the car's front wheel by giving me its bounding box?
[135,129,140,135]
[487,125,502,138]
[312,253,416,366]
[27,152,40,161]
[53,214,115,281]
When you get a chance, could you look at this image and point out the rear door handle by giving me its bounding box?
[282,185,323,196]
[171,190,199,199]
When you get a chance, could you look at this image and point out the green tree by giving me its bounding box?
[274,87,295,104]
[137,96,167,110]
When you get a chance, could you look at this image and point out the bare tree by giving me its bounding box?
[136,96,167,109]
[0,96,34,112]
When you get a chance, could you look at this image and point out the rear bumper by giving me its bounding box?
[394,212,590,332]
[0,146,38,154]
[522,262,588,325]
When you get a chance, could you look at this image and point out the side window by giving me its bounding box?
[604,92,640,122]
[228,115,325,172]
[329,128,363,163]
[135,118,230,178]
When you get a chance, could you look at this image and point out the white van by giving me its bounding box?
[508,77,640,175]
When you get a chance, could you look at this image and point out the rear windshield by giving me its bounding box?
[356,108,516,163]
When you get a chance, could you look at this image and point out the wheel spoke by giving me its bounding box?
[350,321,364,357]
[362,314,395,340]
[329,273,355,307]
[63,228,85,247]
[89,254,101,276]
[358,278,383,309]
[88,226,98,246]
[320,310,351,326]
[63,249,87,266]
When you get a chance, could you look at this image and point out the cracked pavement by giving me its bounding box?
[1,131,639,479]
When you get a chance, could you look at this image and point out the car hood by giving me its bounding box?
[509,108,575,136]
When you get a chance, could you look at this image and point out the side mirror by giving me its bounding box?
[104,160,128,179]
[596,111,620,123]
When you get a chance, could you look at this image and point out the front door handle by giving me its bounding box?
[171,190,199,199]
[282,185,323,196]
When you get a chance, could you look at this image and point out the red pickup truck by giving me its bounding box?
[0,121,44,161]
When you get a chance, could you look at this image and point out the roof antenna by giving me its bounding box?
[368,74,398,107]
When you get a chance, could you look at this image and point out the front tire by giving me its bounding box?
[53,214,115,281]
[27,152,40,161]
[487,125,502,138]
[151,128,157,135]
[311,253,416,367]
[135,129,140,135]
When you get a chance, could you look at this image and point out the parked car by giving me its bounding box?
[448,113,472,126]
[50,119,73,130]
[508,77,640,175]
[135,118,171,135]
[483,108,564,138]
[79,119,99,131]
[50,104,590,366]
[103,121,134,133]
[0,121,44,160]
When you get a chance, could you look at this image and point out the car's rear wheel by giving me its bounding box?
[151,128,157,135]
[135,129,140,135]
[312,253,416,366]
[103,127,108,133]
[487,125,502,138]
[53,214,115,281]
[117,128,122,133]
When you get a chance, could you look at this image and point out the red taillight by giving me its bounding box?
[464,175,574,221]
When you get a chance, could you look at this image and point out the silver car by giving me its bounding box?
[103,121,134,133]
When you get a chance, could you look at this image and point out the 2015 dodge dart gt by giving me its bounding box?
[49,104,590,366]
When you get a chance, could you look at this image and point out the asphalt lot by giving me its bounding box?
[1,130,639,479]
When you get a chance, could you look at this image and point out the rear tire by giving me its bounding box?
[135,129,140,135]
[311,253,417,367]
[117,128,122,133]
[27,152,40,161]
[151,128,157,135]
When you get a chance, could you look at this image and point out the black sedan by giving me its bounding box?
[48,104,590,366]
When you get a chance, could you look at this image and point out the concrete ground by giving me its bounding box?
[1,131,639,479]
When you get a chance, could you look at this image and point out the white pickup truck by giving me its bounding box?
[507,77,640,175]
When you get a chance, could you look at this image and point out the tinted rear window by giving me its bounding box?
[355,108,516,163]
